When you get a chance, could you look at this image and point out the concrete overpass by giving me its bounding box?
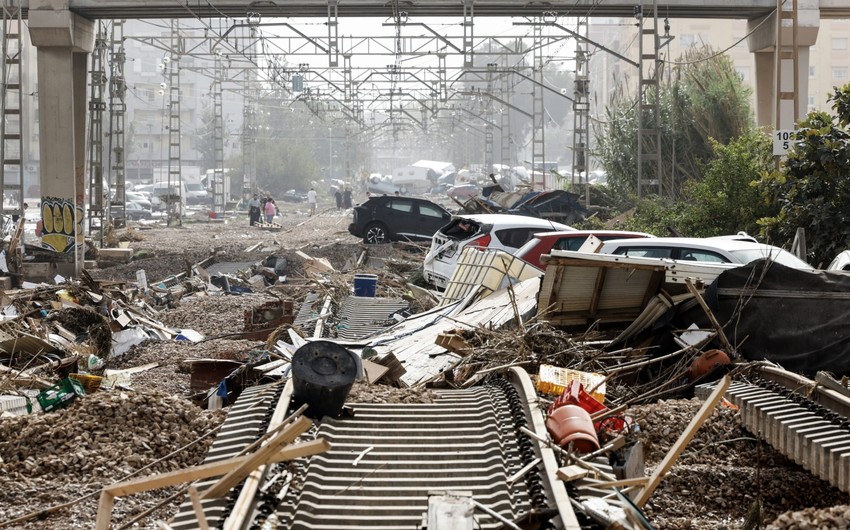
[16,0,850,19]
[17,0,846,272]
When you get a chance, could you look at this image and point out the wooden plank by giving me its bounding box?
[94,492,115,530]
[582,477,649,489]
[222,379,295,530]
[685,279,734,353]
[104,439,328,497]
[556,464,589,482]
[201,416,313,499]
[362,358,390,384]
[815,372,850,399]
[188,486,211,530]
[634,375,730,507]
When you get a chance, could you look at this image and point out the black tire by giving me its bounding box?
[364,222,389,244]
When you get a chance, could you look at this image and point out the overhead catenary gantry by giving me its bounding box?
[122,19,578,176]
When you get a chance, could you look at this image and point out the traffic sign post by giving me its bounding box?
[774,129,795,156]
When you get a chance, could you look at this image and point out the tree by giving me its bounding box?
[596,46,754,202]
[757,84,850,267]
[615,131,776,238]
[678,131,776,237]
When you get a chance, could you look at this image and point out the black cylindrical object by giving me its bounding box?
[291,341,358,419]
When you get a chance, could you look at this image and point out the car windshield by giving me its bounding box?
[730,248,811,269]
[186,183,204,191]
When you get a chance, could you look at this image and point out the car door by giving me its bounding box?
[385,198,418,239]
[414,202,451,239]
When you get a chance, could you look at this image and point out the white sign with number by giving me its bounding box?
[774,129,795,156]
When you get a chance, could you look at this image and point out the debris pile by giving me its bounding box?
[0,215,848,529]
[768,504,850,529]
[0,389,223,479]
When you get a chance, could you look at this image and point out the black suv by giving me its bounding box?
[348,196,451,244]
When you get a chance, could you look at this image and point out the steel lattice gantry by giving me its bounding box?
[1,2,24,222]
[86,22,108,239]
[108,20,127,228]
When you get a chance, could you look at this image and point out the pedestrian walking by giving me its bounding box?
[248,194,261,226]
[342,187,352,209]
[264,197,277,224]
[307,187,318,216]
[334,189,343,210]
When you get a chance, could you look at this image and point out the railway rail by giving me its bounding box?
[697,364,850,494]
[168,368,581,529]
[166,361,850,529]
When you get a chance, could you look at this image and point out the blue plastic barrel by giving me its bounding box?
[353,273,378,297]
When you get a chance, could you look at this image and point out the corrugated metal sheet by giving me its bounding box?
[439,248,542,307]
[348,277,541,386]
[335,296,409,341]
[293,292,321,336]
[538,252,736,328]
[538,255,664,327]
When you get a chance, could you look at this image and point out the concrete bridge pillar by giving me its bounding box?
[747,1,820,130]
[27,1,94,274]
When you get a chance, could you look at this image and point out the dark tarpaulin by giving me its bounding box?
[700,259,850,376]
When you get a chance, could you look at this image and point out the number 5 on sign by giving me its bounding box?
[773,129,795,156]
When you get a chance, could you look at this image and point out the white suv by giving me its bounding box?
[423,214,573,289]
[598,236,812,269]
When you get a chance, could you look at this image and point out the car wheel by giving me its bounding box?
[364,223,389,244]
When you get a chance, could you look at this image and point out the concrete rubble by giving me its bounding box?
[0,212,848,529]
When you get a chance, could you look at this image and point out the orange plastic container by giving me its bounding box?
[545,404,599,453]
[550,380,627,434]
[689,349,731,380]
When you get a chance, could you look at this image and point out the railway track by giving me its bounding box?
[168,368,579,529]
[697,364,850,494]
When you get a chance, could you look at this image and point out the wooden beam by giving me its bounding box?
[188,486,211,530]
[684,279,734,353]
[95,439,329,530]
[634,375,730,507]
[222,379,295,530]
[104,438,327,497]
[201,416,313,499]
[581,477,649,489]
[94,491,115,530]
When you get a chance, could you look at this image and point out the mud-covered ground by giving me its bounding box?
[1,205,847,529]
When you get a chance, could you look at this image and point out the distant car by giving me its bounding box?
[184,181,210,205]
[598,236,812,269]
[124,191,152,210]
[348,196,452,244]
[282,189,308,203]
[447,184,481,200]
[113,201,153,221]
[423,214,573,289]
[515,230,654,269]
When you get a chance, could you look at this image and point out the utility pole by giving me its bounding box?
[531,19,546,190]
[108,20,127,229]
[572,17,590,205]
[87,22,108,241]
[211,55,226,218]
[166,19,182,227]
[1,1,24,223]
[636,2,663,198]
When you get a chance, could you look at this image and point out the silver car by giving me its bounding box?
[598,236,812,269]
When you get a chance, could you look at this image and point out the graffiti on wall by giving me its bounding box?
[40,197,79,254]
